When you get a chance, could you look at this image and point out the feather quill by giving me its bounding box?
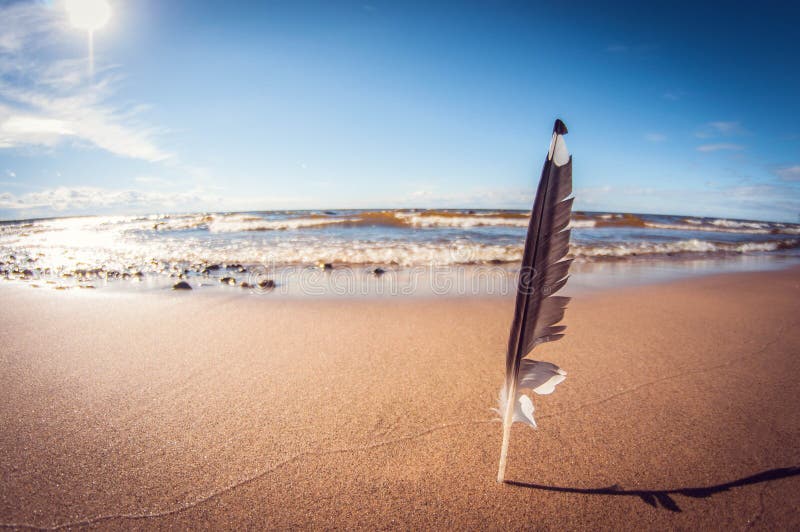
[496,119,572,483]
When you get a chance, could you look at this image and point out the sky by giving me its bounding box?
[0,0,798,222]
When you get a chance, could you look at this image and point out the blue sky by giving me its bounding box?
[0,0,798,221]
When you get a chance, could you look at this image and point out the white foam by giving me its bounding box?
[711,219,769,230]
[568,220,596,228]
[645,222,771,234]
[574,238,788,258]
[1,211,797,276]
[207,215,353,233]
[396,213,530,228]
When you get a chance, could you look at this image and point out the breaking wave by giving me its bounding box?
[0,210,798,287]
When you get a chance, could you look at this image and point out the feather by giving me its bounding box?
[496,119,573,483]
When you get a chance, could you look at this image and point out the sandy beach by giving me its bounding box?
[1,267,799,530]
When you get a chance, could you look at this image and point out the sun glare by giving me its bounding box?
[65,0,111,31]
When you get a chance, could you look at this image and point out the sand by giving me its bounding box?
[1,267,799,530]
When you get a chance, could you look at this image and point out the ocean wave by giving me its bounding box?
[396,213,530,228]
[574,238,798,258]
[571,212,646,228]
[645,222,771,234]
[568,220,596,228]
[710,219,770,230]
[1,210,798,283]
[207,214,354,233]
[644,220,800,235]
[3,234,797,276]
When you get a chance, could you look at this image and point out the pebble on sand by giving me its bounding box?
[172,281,192,290]
[258,279,276,290]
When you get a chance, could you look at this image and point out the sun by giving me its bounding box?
[65,0,112,32]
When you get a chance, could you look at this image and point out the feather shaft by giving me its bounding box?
[497,379,516,482]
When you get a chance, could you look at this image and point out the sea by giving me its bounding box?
[1,209,799,296]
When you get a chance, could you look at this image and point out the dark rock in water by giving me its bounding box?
[318,262,333,271]
[489,259,504,265]
[372,267,386,276]
[204,264,221,272]
[21,269,34,278]
[258,279,276,290]
[220,276,236,286]
[172,281,192,290]
[324,211,337,215]
[240,281,252,289]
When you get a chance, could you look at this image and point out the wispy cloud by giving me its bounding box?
[662,90,684,101]
[696,143,745,152]
[695,120,747,138]
[0,186,213,212]
[0,2,171,162]
[0,184,317,218]
[644,133,667,142]
[776,165,800,182]
[5,169,15,178]
[709,121,746,135]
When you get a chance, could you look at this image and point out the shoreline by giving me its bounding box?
[1,266,799,528]
[2,253,799,298]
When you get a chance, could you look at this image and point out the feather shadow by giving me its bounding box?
[505,466,800,512]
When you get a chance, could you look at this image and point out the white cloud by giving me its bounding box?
[0,2,171,162]
[5,170,15,178]
[0,1,64,53]
[708,121,745,135]
[0,185,220,213]
[776,165,800,182]
[696,143,745,152]
[0,184,317,218]
[644,133,667,142]
[696,121,747,138]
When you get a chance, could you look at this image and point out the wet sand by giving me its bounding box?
[1,267,799,529]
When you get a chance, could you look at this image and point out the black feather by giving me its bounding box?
[505,119,573,388]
